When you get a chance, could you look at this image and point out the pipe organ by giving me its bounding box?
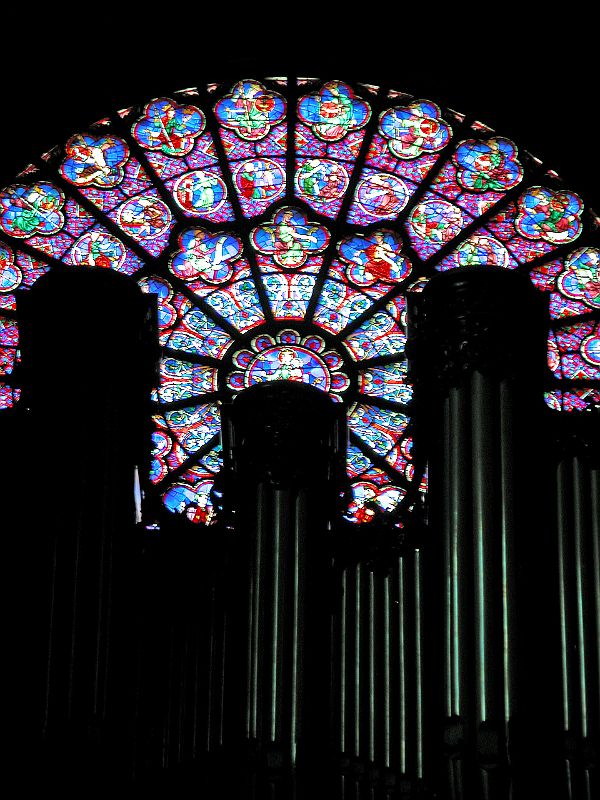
[6,266,598,798]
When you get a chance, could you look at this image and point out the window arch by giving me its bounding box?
[0,77,598,529]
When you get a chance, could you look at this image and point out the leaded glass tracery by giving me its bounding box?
[0,77,597,528]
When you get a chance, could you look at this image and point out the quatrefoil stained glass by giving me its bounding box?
[0,78,598,527]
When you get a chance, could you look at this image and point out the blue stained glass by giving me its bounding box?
[557,247,600,311]
[61,141,154,217]
[298,81,370,142]
[452,137,523,193]
[110,192,173,256]
[156,359,218,403]
[313,280,372,335]
[346,443,373,477]
[0,182,65,239]
[515,187,583,245]
[344,312,406,361]
[199,445,223,474]
[60,133,129,188]
[169,228,242,285]
[0,383,20,409]
[165,403,220,454]
[0,243,22,292]
[215,81,286,142]
[133,98,206,157]
[0,75,595,528]
[263,273,316,320]
[339,230,411,287]
[65,226,144,275]
[347,168,413,225]
[165,168,234,222]
[232,158,286,217]
[167,308,232,358]
[204,280,264,332]
[437,233,516,272]
[295,159,349,218]
[163,470,217,525]
[358,363,412,404]
[379,101,451,160]
[348,403,409,457]
[252,207,330,269]
[405,194,467,259]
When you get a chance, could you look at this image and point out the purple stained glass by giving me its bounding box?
[233,158,285,216]
[348,169,411,223]
[549,322,600,379]
[133,98,206,157]
[0,316,18,346]
[252,207,330,269]
[263,273,317,320]
[112,193,173,254]
[169,228,242,284]
[515,187,583,245]
[60,133,129,188]
[0,75,595,531]
[338,230,411,287]
[295,159,349,218]
[204,280,264,332]
[406,196,466,258]
[314,280,372,335]
[0,346,16,374]
[485,202,555,264]
[557,247,600,310]
[297,81,370,142]
[215,81,286,142]
[452,137,523,193]
[0,383,20,409]
[545,390,600,412]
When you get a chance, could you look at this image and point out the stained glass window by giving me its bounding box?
[1,78,597,527]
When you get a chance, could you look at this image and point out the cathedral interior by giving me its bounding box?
[1,30,598,799]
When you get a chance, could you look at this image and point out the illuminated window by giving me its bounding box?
[1,79,597,527]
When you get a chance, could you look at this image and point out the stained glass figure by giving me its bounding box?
[0,77,597,529]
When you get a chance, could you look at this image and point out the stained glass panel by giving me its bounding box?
[1,76,597,528]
